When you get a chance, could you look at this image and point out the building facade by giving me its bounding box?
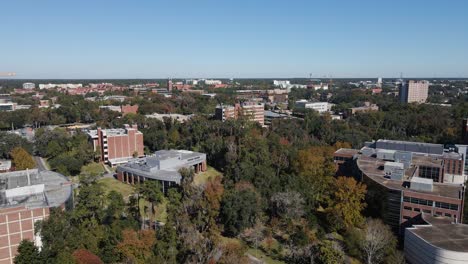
[116,150,207,192]
[88,125,144,166]
[399,80,429,103]
[463,118,468,145]
[215,102,265,126]
[404,214,468,264]
[294,100,330,113]
[334,140,467,235]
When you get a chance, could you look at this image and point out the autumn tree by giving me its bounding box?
[117,229,156,264]
[72,249,103,264]
[292,146,335,206]
[326,177,367,230]
[10,147,36,170]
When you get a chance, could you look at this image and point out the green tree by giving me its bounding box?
[14,240,41,264]
[220,183,261,236]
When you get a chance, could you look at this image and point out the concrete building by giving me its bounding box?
[0,169,72,264]
[215,102,265,126]
[38,83,83,89]
[87,125,144,166]
[400,80,429,103]
[145,113,193,123]
[22,83,35,90]
[294,100,331,113]
[99,105,139,116]
[334,139,467,235]
[0,161,11,173]
[264,111,290,127]
[236,89,288,104]
[405,214,468,264]
[204,79,222,85]
[0,95,16,111]
[116,150,207,192]
[348,102,379,116]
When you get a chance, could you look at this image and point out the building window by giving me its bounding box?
[403,196,433,206]
[404,206,412,211]
[435,202,458,211]
[414,208,421,212]
[418,165,440,182]
[445,213,452,217]
[423,209,431,214]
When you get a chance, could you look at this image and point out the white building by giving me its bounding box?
[38,83,83,89]
[204,79,222,85]
[295,100,331,113]
[310,83,329,91]
[22,83,35,89]
[273,80,291,88]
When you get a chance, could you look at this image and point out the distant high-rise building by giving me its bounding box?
[463,118,468,144]
[167,78,173,91]
[399,80,429,103]
[377,77,383,87]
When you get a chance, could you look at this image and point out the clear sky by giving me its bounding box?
[1,0,467,79]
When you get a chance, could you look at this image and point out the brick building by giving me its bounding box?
[334,140,467,236]
[215,102,265,126]
[0,170,72,264]
[88,125,144,166]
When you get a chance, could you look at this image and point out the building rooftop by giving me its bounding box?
[0,169,72,209]
[356,155,463,199]
[117,150,206,184]
[334,148,359,157]
[407,215,468,252]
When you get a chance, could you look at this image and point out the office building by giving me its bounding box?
[116,150,207,192]
[294,100,331,113]
[87,125,144,166]
[22,83,35,90]
[0,169,72,264]
[404,214,468,264]
[167,79,173,91]
[334,139,467,235]
[399,80,429,103]
[0,95,16,112]
[215,102,265,126]
[0,161,11,173]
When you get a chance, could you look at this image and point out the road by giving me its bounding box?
[34,156,48,171]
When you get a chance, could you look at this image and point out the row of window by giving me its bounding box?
[403,196,459,210]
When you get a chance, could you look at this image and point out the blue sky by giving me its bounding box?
[1,0,467,79]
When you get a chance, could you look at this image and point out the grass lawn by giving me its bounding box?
[98,177,135,199]
[246,248,285,264]
[194,166,222,185]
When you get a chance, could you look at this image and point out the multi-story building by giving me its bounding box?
[294,100,331,113]
[404,214,468,264]
[116,150,206,192]
[22,83,35,90]
[204,79,222,85]
[236,89,288,104]
[215,102,265,126]
[87,125,144,167]
[347,102,379,116]
[0,95,16,112]
[0,169,72,264]
[334,139,467,235]
[399,80,429,103]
